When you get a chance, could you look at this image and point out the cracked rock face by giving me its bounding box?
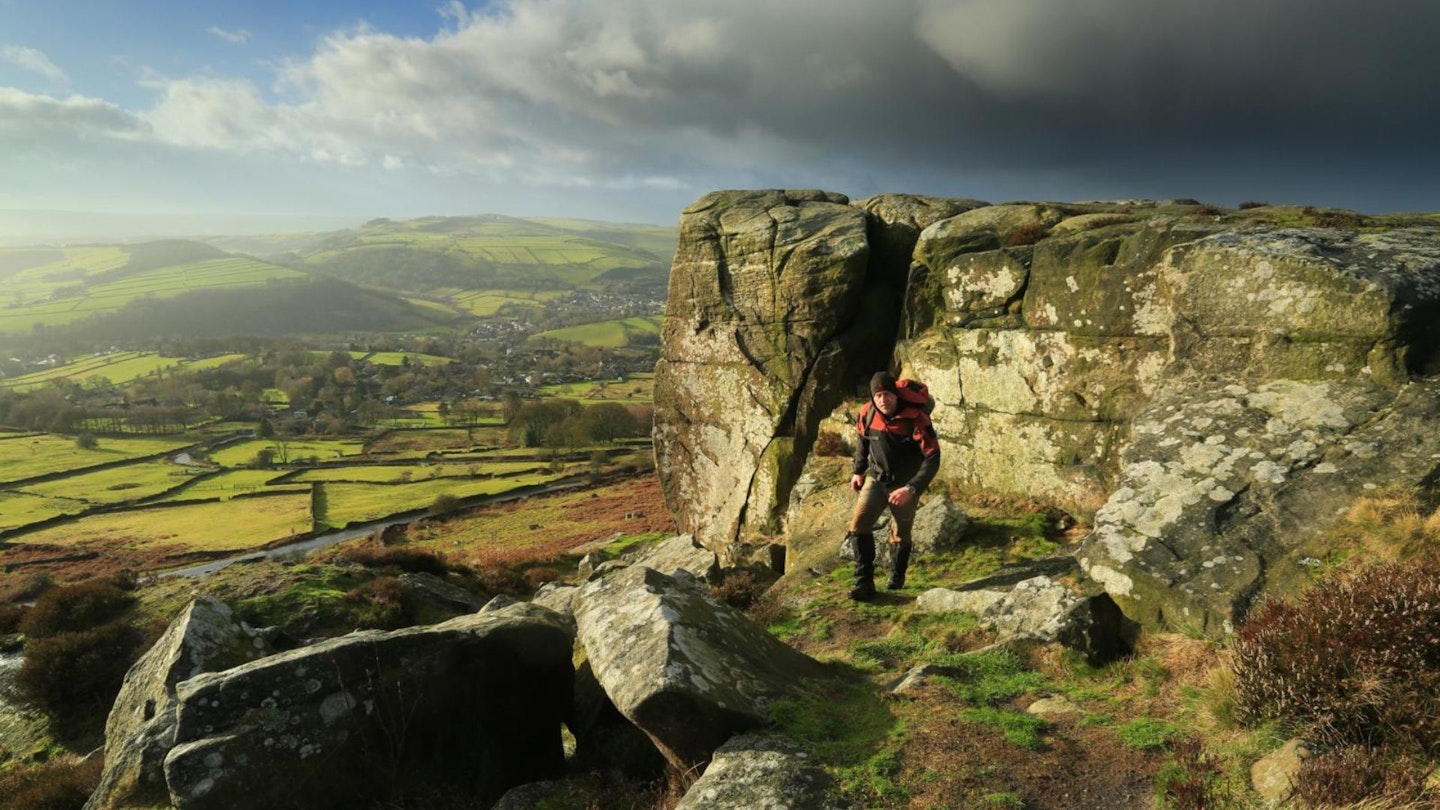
[86,597,273,810]
[654,189,873,550]
[1078,378,1440,631]
[161,602,573,810]
[574,564,829,771]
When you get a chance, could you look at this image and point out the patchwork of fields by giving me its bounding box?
[0,425,653,571]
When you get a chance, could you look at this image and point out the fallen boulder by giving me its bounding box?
[86,596,273,810]
[163,601,572,810]
[574,565,830,771]
[674,732,851,810]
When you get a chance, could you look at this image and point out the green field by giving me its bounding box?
[1,351,251,390]
[539,372,654,403]
[155,470,309,502]
[0,256,304,334]
[21,460,197,505]
[208,438,366,467]
[448,289,564,317]
[0,435,192,484]
[362,351,452,367]
[320,473,566,526]
[529,316,662,348]
[10,493,316,551]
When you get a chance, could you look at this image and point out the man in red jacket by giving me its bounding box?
[846,371,941,600]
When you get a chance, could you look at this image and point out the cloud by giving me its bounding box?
[18,0,1440,220]
[0,87,143,143]
[1,45,69,84]
[207,27,252,45]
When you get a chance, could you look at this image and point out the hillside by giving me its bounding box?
[277,214,676,296]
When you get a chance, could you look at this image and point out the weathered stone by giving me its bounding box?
[1027,696,1082,717]
[630,534,721,582]
[396,571,483,614]
[86,596,273,810]
[1250,738,1312,805]
[574,565,829,771]
[914,587,1005,616]
[674,732,850,810]
[655,189,890,550]
[163,601,573,810]
[1078,379,1440,632]
[661,190,1440,635]
[531,582,579,627]
[568,655,666,779]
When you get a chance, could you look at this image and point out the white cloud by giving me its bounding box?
[0,87,143,142]
[207,27,252,45]
[1,45,69,84]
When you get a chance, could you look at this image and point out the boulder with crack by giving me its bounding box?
[162,601,572,810]
[574,564,830,771]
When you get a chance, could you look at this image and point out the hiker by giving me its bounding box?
[846,371,940,600]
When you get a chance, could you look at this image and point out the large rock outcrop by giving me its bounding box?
[655,190,984,552]
[162,601,572,810]
[655,191,1440,632]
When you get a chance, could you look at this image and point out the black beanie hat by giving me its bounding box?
[870,372,897,395]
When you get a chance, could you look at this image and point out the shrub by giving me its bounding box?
[1237,200,1268,209]
[429,493,460,515]
[709,569,769,610]
[814,430,849,457]
[1303,206,1367,229]
[521,565,564,590]
[1293,746,1430,808]
[18,581,135,639]
[0,756,103,810]
[0,604,27,634]
[1232,558,1440,753]
[343,576,413,629]
[1154,737,1237,810]
[336,544,449,576]
[1004,222,1048,247]
[0,572,52,604]
[17,619,143,725]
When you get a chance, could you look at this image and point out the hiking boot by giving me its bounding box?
[849,581,876,601]
[885,575,905,590]
[886,543,911,590]
[848,531,876,601]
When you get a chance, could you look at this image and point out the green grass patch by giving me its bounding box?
[208,438,366,467]
[932,650,1047,706]
[10,493,314,552]
[361,351,452,367]
[319,473,565,526]
[1117,717,1184,751]
[960,707,1050,750]
[0,434,192,484]
[529,316,662,348]
[0,490,86,532]
[21,460,196,505]
[155,470,308,502]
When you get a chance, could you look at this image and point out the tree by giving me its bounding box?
[501,391,524,424]
[74,432,99,450]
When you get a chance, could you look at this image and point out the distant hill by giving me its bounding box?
[209,214,677,297]
[64,277,453,341]
[0,239,449,341]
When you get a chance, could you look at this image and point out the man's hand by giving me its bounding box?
[850,474,865,492]
[888,486,914,507]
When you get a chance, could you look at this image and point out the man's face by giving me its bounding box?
[872,390,898,416]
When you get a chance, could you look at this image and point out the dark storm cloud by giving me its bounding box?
[10,0,1437,220]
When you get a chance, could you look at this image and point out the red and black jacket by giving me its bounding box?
[853,402,940,494]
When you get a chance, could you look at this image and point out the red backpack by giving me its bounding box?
[858,377,935,427]
[894,378,935,414]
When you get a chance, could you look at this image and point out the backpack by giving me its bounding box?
[858,377,935,429]
[894,378,935,415]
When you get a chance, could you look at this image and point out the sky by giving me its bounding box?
[2,0,1438,241]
